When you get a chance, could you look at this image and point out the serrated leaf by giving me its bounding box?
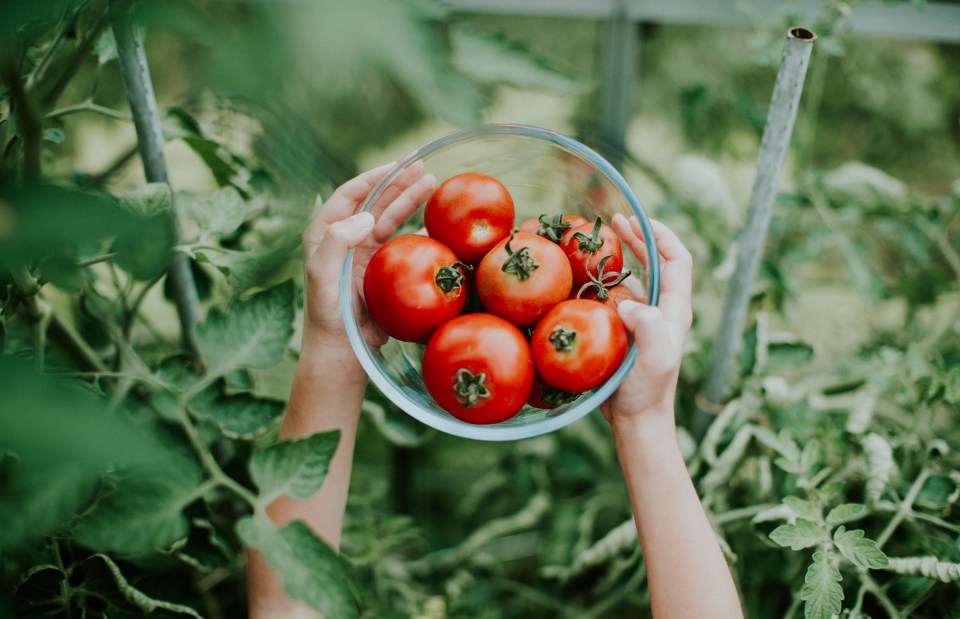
[250,431,340,505]
[119,183,172,217]
[74,461,203,556]
[802,550,844,619]
[833,526,889,569]
[190,186,246,238]
[84,554,202,617]
[236,516,356,619]
[0,465,99,550]
[195,280,295,378]
[176,519,236,573]
[112,212,174,281]
[770,518,824,551]
[449,26,587,93]
[197,237,299,289]
[93,29,118,65]
[783,496,821,522]
[189,387,283,439]
[826,503,867,525]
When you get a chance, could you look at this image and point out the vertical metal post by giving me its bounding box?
[596,5,637,170]
[693,28,817,439]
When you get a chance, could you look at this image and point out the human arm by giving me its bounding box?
[247,162,436,619]
[602,214,743,619]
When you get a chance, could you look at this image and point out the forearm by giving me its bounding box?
[612,412,743,619]
[248,340,367,619]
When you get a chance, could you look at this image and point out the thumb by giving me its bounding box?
[307,212,375,281]
[617,299,670,353]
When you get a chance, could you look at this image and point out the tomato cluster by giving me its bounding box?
[362,172,637,425]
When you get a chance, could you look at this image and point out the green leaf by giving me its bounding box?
[93,29,119,65]
[770,518,824,551]
[74,460,203,556]
[833,526,889,569]
[195,280,295,378]
[0,357,181,549]
[111,212,174,281]
[188,186,246,238]
[182,136,244,190]
[825,503,867,525]
[783,496,821,522]
[802,550,844,619]
[196,237,300,289]
[767,341,815,369]
[250,431,340,505]
[189,387,284,439]
[449,26,587,93]
[916,474,958,510]
[237,516,356,619]
[119,183,172,217]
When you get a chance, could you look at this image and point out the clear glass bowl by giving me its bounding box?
[341,123,660,441]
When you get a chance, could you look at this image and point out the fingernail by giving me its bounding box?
[350,212,375,229]
[617,299,640,315]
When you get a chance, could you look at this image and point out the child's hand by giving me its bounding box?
[601,215,694,431]
[301,161,436,364]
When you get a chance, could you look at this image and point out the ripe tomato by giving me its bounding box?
[476,232,573,329]
[574,254,636,309]
[517,213,589,243]
[531,299,628,393]
[362,234,469,343]
[424,173,515,265]
[561,217,624,290]
[527,374,582,409]
[422,313,534,424]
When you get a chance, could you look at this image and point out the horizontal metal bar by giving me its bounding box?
[442,0,960,43]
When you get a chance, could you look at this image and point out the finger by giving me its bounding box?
[368,160,426,219]
[611,212,650,270]
[326,161,397,214]
[633,217,693,335]
[372,173,437,243]
[617,299,671,361]
[306,212,375,291]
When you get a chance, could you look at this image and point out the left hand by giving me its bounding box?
[301,161,436,365]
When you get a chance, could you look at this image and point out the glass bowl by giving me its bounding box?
[341,123,660,441]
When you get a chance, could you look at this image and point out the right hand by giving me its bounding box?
[600,215,694,430]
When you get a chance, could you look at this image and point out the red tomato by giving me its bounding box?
[476,232,573,329]
[561,217,624,290]
[531,299,628,393]
[424,173,515,265]
[362,234,469,342]
[422,313,534,424]
[573,254,636,309]
[517,213,589,243]
[527,374,582,409]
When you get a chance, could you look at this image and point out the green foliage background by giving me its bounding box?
[1,1,959,618]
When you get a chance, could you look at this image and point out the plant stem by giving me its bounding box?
[876,467,931,549]
[2,59,43,181]
[695,27,817,439]
[176,406,258,507]
[46,100,132,122]
[109,0,204,369]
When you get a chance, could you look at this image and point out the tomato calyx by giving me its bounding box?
[454,368,491,409]
[541,384,582,406]
[571,217,606,254]
[535,213,576,243]
[576,255,631,301]
[501,235,540,280]
[434,261,471,293]
[548,325,577,352]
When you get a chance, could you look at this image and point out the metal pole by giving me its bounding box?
[694,27,817,438]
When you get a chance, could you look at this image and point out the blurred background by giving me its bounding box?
[2,1,959,618]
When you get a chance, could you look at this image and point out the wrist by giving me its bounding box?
[609,405,678,449]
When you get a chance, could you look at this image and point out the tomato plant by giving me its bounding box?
[531,299,628,393]
[362,234,469,342]
[561,217,624,289]
[424,173,516,265]
[476,232,573,328]
[421,313,534,424]
[518,213,589,243]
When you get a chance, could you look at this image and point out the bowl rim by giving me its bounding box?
[340,122,660,441]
